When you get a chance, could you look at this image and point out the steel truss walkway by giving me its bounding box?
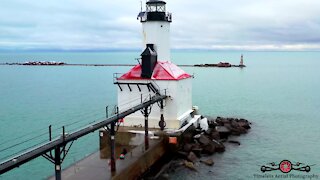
[0,93,167,180]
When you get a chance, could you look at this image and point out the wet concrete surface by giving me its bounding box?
[48,135,164,180]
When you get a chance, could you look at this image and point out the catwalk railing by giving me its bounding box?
[0,93,167,175]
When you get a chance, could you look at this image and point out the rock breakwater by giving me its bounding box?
[155,116,251,179]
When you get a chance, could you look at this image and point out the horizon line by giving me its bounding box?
[1,48,320,53]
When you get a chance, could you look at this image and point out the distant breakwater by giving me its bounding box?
[0,62,245,68]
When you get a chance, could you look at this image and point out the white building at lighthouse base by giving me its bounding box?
[115,61,194,129]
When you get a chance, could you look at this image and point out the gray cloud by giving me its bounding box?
[1,0,320,50]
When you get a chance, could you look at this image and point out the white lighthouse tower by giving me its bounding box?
[115,0,196,129]
[140,0,172,61]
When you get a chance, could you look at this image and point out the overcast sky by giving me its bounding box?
[1,0,320,51]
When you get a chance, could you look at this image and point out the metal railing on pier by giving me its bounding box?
[0,93,167,178]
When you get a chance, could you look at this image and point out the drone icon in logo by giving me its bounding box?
[261,160,315,173]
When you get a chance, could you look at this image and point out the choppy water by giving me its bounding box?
[0,51,320,179]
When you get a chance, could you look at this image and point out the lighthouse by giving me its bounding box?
[114,0,195,129]
[139,0,172,61]
[239,54,246,67]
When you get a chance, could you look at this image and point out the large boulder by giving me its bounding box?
[230,126,247,135]
[198,134,211,145]
[184,161,197,171]
[224,122,247,135]
[238,119,251,129]
[204,128,213,136]
[187,152,198,163]
[190,143,202,157]
[215,117,227,125]
[200,158,214,166]
[202,143,216,154]
[231,120,240,128]
[176,151,188,159]
[211,139,225,152]
[224,123,233,131]
[181,125,196,143]
[235,126,248,134]
[183,143,194,152]
[201,139,225,154]
[210,130,220,140]
[191,149,202,157]
[216,126,231,139]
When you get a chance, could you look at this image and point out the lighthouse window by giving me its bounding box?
[157,5,165,12]
[147,5,157,12]
[147,4,165,12]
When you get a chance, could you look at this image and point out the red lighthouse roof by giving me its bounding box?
[118,61,191,80]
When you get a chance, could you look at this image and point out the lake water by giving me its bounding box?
[0,51,320,179]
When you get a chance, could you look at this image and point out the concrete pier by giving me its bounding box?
[50,127,168,180]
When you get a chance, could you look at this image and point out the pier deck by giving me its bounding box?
[49,136,165,180]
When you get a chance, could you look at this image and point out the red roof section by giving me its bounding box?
[118,61,191,80]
